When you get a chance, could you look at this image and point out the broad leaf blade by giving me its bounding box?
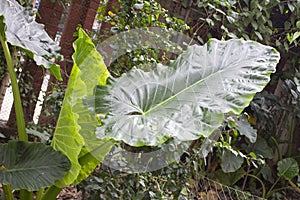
[52,28,113,187]
[221,149,244,173]
[235,115,257,143]
[277,158,299,180]
[0,141,70,191]
[252,137,273,159]
[0,0,62,80]
[214,168,246,186]
[95,39,280,146]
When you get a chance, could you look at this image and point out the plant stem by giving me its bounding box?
[248,174,266,198]
[20,190,33,200]
[242,164,251,191]
[2,184,14,200]
[271,136,282,161]
[287,114,295,157]
[1,29,30,200]
[288,180,300,193]
[266,177,280,198]
[41,185,62,200]
[36,188,45,200]
[0,36,27,141]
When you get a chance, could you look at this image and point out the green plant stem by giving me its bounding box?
[271,136,282,161]
[20,190,33,200]
[0,37,27,142]
[288,180,300,193]
[36,188,44,200]
[267,186,290,197]
[41,185,62,200]
[266,177,280,198]
[242,164,251,191]
[1,29,30,200]
[248,174,266,198]
[2,184,14,200]
[287,114,295,157]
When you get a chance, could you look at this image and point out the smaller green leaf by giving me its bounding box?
[277,158,299,180]
[235,115,257,143]
[249,152,256,159]
[289,32,300,44]
[221,149,244,173]
[252,137,273,159]
[214,168,246,186]
[254,31,263,41]
[0,141,70,191]
[26,128,50,143]
[296,21,300,29]
[261,165,274,183]
[284,21,291,30]
[251,21,258,30]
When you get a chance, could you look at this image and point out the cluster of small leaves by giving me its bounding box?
[186,0,300,197]
[194,0,300,53]
[43,82,66,120]
[78,164,188,200]
[100,0,189,76]
[17,69,36,108]
[106,0,189,33]
[73,0,300,198]
[77,113,269,199]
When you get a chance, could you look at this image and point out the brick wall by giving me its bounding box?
[60,0,100,60]
[36,0,64,39]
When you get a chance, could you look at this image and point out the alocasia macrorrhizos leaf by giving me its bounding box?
[0,141,70,191]
[0,0,62,80]
[95,39,280,146]
[51,28,113,188]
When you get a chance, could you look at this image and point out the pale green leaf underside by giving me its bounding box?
[52,29,113,188]
[0,0,62,80]
[0,141,70,191]
[95,39,280,146]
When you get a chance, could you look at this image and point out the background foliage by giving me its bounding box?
[1,0,299,199]
[76,0,300,199]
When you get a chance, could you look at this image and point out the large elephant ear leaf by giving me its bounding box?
[51,28,113,188]
[0,0,62,80]
[95,39,280,146]
[0,141,70,191]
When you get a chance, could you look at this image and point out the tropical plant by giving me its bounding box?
[50,29,280,200]
[0,0,68,199]
[0,0,284,199]
[94,38,280,146]
[185,0,300,197]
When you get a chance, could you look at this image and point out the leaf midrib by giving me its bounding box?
[5,164,62,173]
[144,67,225,115]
